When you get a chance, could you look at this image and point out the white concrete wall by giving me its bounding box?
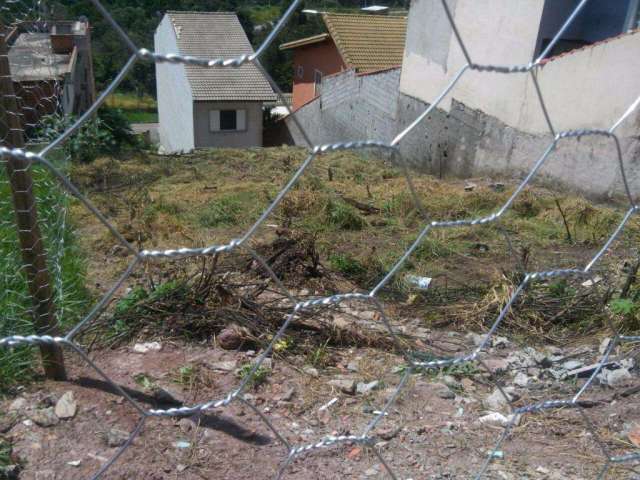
[401,0,546,131]
[400,0,640,136]
[154,15,194,153]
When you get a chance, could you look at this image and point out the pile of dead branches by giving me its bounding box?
[86,231,394,352]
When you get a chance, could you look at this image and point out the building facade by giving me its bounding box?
[154,12,276,153]
[280,13,407,111]
[7,19,95,131]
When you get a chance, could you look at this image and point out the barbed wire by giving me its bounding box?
[0,0,639,478]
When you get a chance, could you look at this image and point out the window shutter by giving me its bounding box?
[236,109,246,131]
[209,110,220,132]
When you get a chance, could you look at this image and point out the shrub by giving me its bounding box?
[329,253,366,277]
[37,106,140,163]
[324,199,366,230]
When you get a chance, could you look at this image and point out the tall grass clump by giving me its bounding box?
[0,163,89,393]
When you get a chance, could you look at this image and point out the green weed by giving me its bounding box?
[324,199,366,230]
[236,363,270,387]
[329,254,366,277]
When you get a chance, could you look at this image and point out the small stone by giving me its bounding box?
[178,418,194,433]
[9,397,27,412]
[347,360,359,372]
[172,440,191,449]
[317,407,331,425]
[364,467,378,476]
[67,460,81,467]
[209,360,237,372]
[132,342,162,354]
[356,380,380,395]
[562,360,583,371]
[303,366,319,378]
[464,182,477,191]
[55,391,77,419]
[30,407,59,427]
[478,412,518,427]
[278,387,296,402]
[436,386,456,400]
[492,336,510,348]
[483,388,513,411]
[513,372,531,388]
[218,326,245,350]
[466,332,486,347]
[106,428,130,448]
[328,378,356,395]
[599,368,633,387]
[442,375,462,390]
[484,358,510,374]
[176,464,188,473]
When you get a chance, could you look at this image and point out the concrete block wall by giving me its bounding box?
[287,67,401,146]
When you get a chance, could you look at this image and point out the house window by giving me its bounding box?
[297,65,304,79]
[314,70,323,96]
[210,109,247,132]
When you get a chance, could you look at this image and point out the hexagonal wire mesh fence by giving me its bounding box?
[1,0,639,478]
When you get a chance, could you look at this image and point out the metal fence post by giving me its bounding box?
[0,25,66,380]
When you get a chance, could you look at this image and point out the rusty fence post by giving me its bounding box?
[0,25,66,380]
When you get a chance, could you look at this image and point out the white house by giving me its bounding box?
[154,12,276,153]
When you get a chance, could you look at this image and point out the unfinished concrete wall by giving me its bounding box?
[287,67,401,145]
[397,92,640,199]
[395,0,640,197]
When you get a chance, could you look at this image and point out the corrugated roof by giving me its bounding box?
[166,11,276,101]
[322,13,407,72]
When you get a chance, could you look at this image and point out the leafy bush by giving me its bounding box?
[37,106,140,163]
[330,253,366,277]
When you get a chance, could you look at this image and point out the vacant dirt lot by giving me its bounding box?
[2,147,639,479]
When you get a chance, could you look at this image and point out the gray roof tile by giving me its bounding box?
[167,11,276,101]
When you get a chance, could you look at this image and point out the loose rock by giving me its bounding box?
[513,372,531,388]
[209,360,237,372]
[132,342,162,354]
[30,407,59,427]
[483,387,514,411]
[478,412,512,427]
[303,366,319,378]
[106,428,130,448]
[356,380,380,395]
[9,397,27,412]
[328,378,356,395]
[599,367,633,387]
[54,391,77,419]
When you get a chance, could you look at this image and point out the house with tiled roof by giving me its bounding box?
[154,11,276,153]
[280,13,407,111]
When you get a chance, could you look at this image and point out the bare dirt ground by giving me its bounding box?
[3,326,639,480]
